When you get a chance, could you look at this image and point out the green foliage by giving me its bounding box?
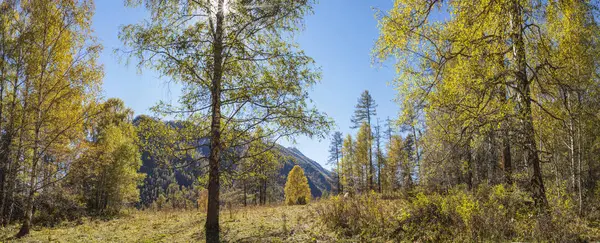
[134,115,204,209]
[70,99,143,216]
[284,165,311,205]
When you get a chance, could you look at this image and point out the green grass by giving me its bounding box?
[0,203,337,243]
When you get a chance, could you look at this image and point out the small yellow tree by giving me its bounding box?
[284,165,312,205]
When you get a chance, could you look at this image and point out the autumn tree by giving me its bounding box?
[70,99,143,215]
[13,0,102,237]
[374,119,385,193]
[385,135,405,191]
[284,165,311,205]
[350,90,377,190]
[119,0,330,241]
[341,134,356,194]
[355,122,372,192]
[371,0,600,208]
[328,131,343,194]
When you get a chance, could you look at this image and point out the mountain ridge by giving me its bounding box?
[277,146,332,198]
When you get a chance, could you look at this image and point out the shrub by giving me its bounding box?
[33,189,86,227]
[317,183,600,241]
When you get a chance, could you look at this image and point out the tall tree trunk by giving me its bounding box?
[262,178,267,205]
[205,0,224,241]
[501,105,513,185]
[0,26,8,225]
[466,138,473,190]
[411,124,420,183]
[336,152,341,194]
[17,124,41,238]
[377,154,382,193]
[243,181,247,207]
[497,56,513,186]
[576,92,583,215]
[367,115,373,191]
[510,0,547,208]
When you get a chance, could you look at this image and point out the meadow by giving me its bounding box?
[0,203,333,243]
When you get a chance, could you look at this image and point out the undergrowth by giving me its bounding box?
[316,184,600,242]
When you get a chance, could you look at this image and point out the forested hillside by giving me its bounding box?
[134,117,331,207]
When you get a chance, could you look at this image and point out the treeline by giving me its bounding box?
[329,90,418,195]
[0,0,143,237]
[329,0,600,218]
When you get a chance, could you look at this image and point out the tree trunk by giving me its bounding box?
[411,124,420,184]
[243,181,247,207]
[466,139,473,190]
[367,120,373,191]
[576,93,583,215]
[205,0,224,241]
[262,178,267,205]
[501,110,513,185]
[17,131,40,238]
[510,0,547,208]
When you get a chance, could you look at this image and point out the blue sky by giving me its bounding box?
[93,0,399,170]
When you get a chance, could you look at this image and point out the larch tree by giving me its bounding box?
[341,134,356,194]
[284,165,311,205]
[350,91,377,191]
[119,0,330,241]
[374,119,384,193]
[371,0,600,209]
[355,122,372,192]
[328,131,343,194]
[385,135,405,191]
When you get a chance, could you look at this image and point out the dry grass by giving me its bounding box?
[0,203,337,243]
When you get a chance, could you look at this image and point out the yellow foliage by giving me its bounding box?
[197,189,208,213]
[284,165,311,205]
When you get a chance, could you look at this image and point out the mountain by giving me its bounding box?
[134,116,333,203]
[277,146,332,198]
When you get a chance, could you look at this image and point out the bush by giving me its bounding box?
[315,192,404,241]
[33,189,86,227]
[317,184,600,241]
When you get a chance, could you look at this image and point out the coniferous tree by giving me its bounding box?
[385,135,405,191]
[284,165,311,205]
[328,131,343,194]
[350,91,377,190]
[341,135,356,194]
[374,119,384,193]
[355,122,372,192]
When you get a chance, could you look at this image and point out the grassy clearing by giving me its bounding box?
[5,185,599,242]
[0,203,336,243]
